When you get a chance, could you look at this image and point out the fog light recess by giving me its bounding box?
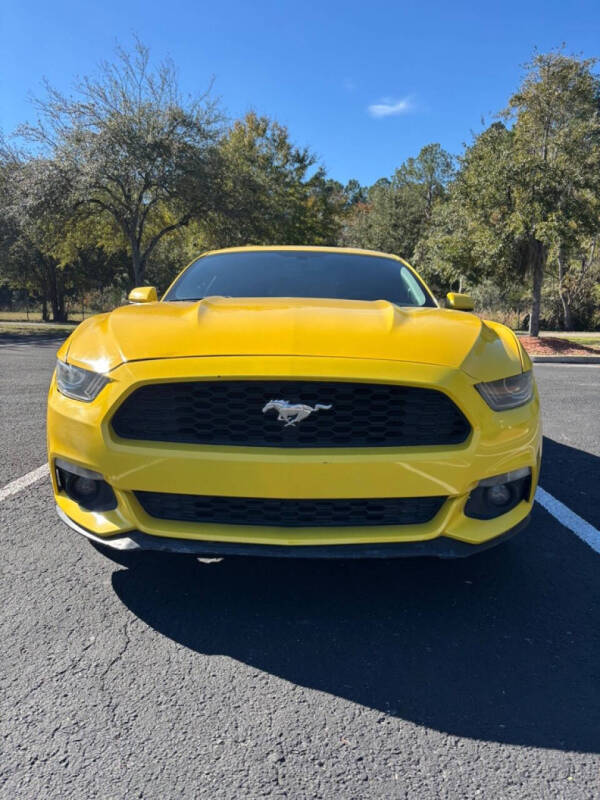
[55,459,117,512]
[464,468,531,520]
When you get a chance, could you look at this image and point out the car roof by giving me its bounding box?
[201,245,404,260]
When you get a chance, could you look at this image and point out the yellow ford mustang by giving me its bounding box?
[48,246,541,559]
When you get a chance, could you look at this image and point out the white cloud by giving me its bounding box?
[367,96,414,118]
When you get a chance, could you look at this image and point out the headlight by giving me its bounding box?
[475,370,533,411]
[55,359,110,402]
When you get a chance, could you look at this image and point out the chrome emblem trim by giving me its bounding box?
[262,399,333,427]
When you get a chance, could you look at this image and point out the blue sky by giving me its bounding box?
[2,0,599,185]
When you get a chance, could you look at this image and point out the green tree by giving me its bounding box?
[394,143,455,222]
[442,53,600,335]
[343,179,367,206]
[17,40,223,288]
[0,149,129,319]
[547,235,600,329]
[203,112,343,248]
[0,153,74,320]
[506,52,600,334]
[417,123,522,293]
[341,144,455,258]
[413,189,482,292]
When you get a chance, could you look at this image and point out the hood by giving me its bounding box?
[63,297,525,381]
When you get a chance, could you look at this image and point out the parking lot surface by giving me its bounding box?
[1,339,599,799]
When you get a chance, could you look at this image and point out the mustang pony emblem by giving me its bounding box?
[262,399,333,427]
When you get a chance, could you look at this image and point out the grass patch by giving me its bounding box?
[0,311,88,323]
[0,321,77,339]
[566,337,600,350]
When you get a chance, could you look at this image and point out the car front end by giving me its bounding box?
[48,248,541,558]
[49,356,539,557]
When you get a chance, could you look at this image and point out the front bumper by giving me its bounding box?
[57,505,531,558]
[48,355,541,553]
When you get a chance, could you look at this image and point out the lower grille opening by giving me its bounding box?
[134,492,447,528]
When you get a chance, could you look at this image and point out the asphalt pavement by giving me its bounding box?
[1,338,599,799]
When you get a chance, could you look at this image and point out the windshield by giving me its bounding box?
[164,250,436,307]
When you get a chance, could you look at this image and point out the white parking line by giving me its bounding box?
[1,465,599,555]
[535,486,600,555]
[0,463,49,502]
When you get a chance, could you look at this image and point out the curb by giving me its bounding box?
[531,355,600,364]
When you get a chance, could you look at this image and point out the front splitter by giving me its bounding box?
[56,505,530,559]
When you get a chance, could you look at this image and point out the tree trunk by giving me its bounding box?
[130,239,144,287]
[46,259,68,322]
[557,246,573,330]
[49,291,68,323]
[41,298,49,322]
[528,239,546,337]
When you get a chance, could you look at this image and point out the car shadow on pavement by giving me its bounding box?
[111,437,600,753]
[539,436,600,529]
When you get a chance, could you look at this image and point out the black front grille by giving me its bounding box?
[112,380,470,448]
[135,492,447,527]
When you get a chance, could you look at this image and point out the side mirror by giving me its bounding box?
[445,292,474,312]
[128,286,158,304]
